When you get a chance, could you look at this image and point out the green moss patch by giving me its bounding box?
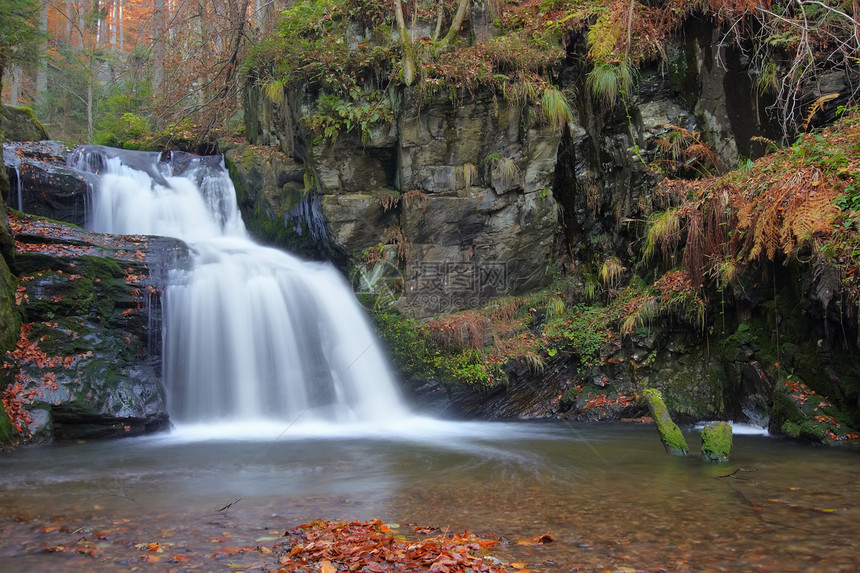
[643,388,689,455]
[701,421,732,462]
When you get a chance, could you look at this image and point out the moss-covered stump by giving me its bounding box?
[701,421,732,462]
[1,212,188,443]
[643,388,689,455]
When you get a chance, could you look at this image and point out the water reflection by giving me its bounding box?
[1,422,858,571]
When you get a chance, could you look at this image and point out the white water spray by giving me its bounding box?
[70,147,409,428]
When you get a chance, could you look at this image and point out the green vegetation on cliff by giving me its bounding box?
[248,0,857,144]
[650,111,860,304]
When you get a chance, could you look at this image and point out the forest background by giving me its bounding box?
[1,0,266,148]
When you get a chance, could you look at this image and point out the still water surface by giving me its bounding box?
[1,421,858,572]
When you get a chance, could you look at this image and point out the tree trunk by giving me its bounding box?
[441,0,470,47]
[77,5,85,49]
[153,0,165,93]
[119,0,124,50]
[9,65,22,106]
[393,0,414,85]
[432,0,444,41]
[65,0,74,44]
[87,71,93,143]
[197,0,209,106]
[254,0,265,38]
[111,0,118,46]
[854,0,860,50]
[36,3,48,104]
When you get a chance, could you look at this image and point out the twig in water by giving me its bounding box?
[216,497,242,512]
[717,467,756,482]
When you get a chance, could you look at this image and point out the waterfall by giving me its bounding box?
[2,144,23,210]
[68,146,409,428]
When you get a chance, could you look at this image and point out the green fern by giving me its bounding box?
[546,294,566,321]
[599,257,624,288]
[541,87,573,130]
[586,60,634,108]
[493,157,520,189]
[643,208,681,261]
[264,79,287,106]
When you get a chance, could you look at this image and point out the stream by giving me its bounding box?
[1,421,858,572]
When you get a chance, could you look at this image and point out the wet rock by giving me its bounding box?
[221,142,324,259]
[2,212,188,442]
[3,141,92,226]
[701,421,732,462]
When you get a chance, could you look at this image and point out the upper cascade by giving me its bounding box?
[67,145,409,428]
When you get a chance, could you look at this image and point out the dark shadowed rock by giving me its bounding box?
[3,141,92,226]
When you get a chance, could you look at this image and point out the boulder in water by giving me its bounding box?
[701,421,732,462]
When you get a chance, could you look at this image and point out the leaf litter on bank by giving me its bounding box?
[273,519,514,572]
[18,515,526,572]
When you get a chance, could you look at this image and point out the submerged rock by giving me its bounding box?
[643,388,689,455]
[701,422,732,462]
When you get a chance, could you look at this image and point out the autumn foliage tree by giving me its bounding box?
[9,0,275,146]
[0,0,42,108]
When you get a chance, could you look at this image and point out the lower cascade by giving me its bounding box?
[68,146,409,428]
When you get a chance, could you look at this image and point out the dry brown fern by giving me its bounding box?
[376,192,401,213]
[402,189,427,213]
[382,225,412,262]
[426,311,491,351]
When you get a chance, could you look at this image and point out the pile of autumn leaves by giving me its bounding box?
[273,520,521,573]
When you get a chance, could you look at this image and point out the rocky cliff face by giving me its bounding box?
[239,87,561,316]
[236,23,783,317]
[235,20,859,438]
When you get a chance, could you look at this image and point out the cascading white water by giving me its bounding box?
[69,146,409,429]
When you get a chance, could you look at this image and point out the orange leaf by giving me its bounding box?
[320,559,337,573]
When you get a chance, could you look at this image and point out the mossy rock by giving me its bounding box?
[770,375,859,444]
[0,256,20,352]
[643,388,689,455]
[1,105,49,142]
[0,402,17,445]
[701,421,732,462]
